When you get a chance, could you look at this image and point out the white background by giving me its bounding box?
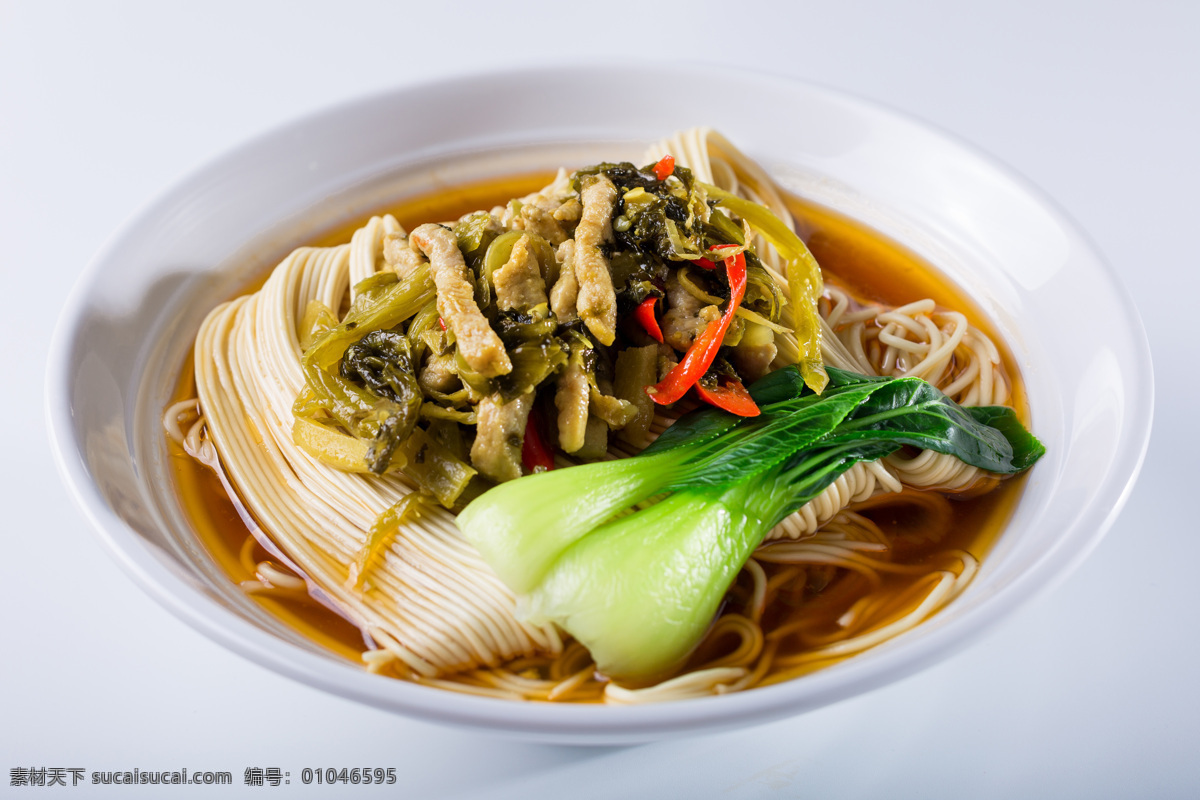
[4,1,1197,797]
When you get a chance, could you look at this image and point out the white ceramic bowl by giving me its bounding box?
[46,65,1152,744]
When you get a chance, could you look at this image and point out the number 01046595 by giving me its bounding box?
[301,768,396,785]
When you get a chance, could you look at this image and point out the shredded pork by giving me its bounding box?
[512,169,575,245]
[573,174,619,346]
[470,392,533,482]
[549,240,579,323]
[382,232,428,277]
[411,223,512,378]
[493,234,548,311]
[661,272,720,351]
[554,361,590,454]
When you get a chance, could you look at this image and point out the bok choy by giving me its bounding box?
[457,366,1044,683]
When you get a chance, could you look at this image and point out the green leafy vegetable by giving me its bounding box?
[303,267,435,372]
[458,366,1044,682]
[576,161,706,262]
[492,305,568,402]
[340,331,424,473]
[292,265,477,504]
[454,211,501,265]
[351,492,438,589]
[292,416,475,508]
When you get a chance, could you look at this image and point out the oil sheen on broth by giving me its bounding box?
[167,173,1029,690]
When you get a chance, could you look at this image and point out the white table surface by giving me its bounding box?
[4,2,1197,797]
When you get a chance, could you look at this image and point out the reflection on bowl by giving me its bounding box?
[46,66,1152,743]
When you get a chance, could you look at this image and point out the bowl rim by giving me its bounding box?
[45,63,1155,742]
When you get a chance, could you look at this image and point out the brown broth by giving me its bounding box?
[168,175,1030,689]
[790,195,1029,424]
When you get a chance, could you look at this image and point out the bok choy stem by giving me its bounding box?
[458,366,1044,682]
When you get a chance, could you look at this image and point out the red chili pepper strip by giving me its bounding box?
[695,376,761,417]
[693,257,718,270]
[653,154,675,181]
[522,408,555,473]
[437,316,447,331]
[634,296,664,343]
[647,251,748,405]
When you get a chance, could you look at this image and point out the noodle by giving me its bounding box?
[171,128,1027,703]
